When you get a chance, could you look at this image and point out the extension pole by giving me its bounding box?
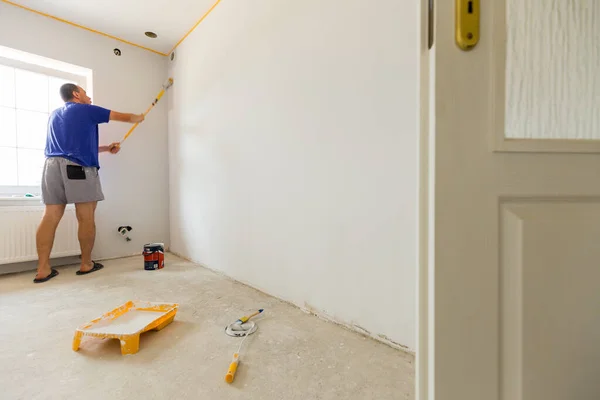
[120,78,174,144]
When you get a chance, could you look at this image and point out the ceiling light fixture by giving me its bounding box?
[145,31,158,38]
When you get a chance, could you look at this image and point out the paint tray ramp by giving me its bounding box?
[72,300,179,355]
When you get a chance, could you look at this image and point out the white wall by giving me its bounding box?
[168,0,419,350]
[0,3,170,260]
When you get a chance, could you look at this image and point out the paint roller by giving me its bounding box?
[118,77,174,145]
[224,309,264,384]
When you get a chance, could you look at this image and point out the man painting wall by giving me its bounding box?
[34,83,144,283]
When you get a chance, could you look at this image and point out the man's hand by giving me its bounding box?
[132,114,145,123]
[108,142,121,154]
[99,143,121,154]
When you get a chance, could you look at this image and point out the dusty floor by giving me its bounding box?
[0,254,414,400]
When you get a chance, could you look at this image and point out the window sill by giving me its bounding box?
[0,186,41,197]
[0,198,76,210]
[0,196,42,207]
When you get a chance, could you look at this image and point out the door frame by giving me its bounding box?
[417,0,433,398]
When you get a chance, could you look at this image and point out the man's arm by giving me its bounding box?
[109,111,145,123]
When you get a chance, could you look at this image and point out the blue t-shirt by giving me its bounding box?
[45,102,111,168]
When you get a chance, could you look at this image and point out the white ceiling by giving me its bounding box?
[7,0,217,54]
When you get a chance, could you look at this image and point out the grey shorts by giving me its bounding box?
[41,157,105,205]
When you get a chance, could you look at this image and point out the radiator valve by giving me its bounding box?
[118,226,132,242]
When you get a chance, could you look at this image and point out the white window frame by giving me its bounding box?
[0,45,92,197]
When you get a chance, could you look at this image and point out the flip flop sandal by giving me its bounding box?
[33,268,59,284]
[76,261,104,275]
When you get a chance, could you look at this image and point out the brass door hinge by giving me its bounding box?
[428,0,434,49]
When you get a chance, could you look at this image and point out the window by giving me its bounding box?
[0,65,73,188]
[0,45,92,196]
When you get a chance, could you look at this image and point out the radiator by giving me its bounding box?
[0,206,80,265]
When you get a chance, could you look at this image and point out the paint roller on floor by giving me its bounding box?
[119,77,174,145]
[224,309,264,383]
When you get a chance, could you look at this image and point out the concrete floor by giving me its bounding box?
[0,254,414,400]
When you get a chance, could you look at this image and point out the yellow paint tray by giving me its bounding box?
[72,300,179,355]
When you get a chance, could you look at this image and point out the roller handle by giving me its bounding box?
[225,353,239,383]
[120,89,167,144]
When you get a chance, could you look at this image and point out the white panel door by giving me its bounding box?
[427,1,600,399]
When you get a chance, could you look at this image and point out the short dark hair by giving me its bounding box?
[59,83,79,102]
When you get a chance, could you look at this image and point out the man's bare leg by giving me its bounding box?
[35,204,66,280]
[75,201,97,272]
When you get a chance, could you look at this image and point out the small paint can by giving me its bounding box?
[143,243,164,270]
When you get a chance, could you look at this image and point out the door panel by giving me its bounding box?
[429,0,600,399]
[492,0,600,153]
[505,1,600,140]
[501,200,600,400]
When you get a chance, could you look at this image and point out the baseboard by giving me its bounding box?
[0,251,145,276]
[299,303,414,355]
[168,250,415,356]
[0,256,81,275]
